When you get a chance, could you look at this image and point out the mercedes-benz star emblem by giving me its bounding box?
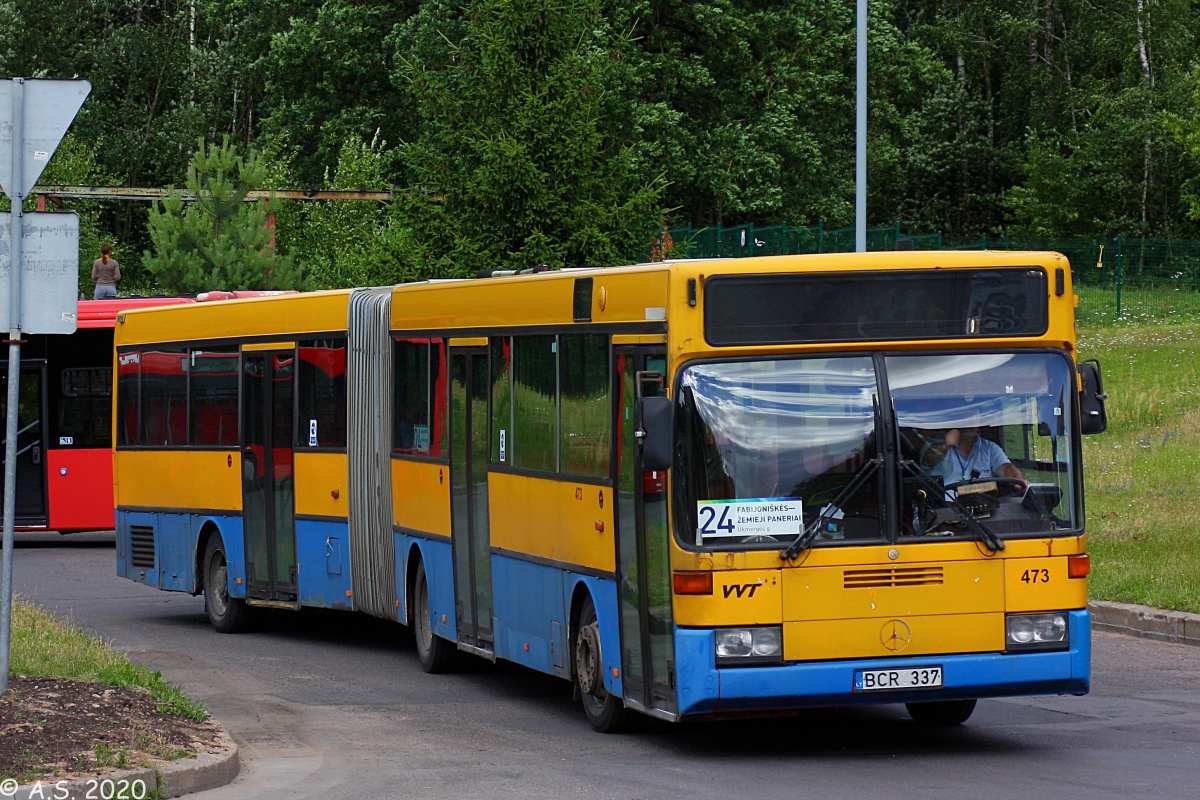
[881,620,912,652]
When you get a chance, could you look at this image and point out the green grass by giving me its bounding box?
[1079,321,1200,612]
[10,599,207,722]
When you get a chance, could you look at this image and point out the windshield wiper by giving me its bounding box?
[898,459,1005,554]
[780,456,882,561]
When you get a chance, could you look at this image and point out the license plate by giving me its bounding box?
[854,666,943,692]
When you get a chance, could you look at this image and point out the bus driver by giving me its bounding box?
[920,427,1026,487]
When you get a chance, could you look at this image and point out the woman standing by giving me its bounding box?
[91,243,121,299]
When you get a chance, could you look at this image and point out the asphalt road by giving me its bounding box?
[11,532,1200,800]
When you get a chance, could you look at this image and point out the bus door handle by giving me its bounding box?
[30,444,41,465]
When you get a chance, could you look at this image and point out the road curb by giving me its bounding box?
[12,726,239,800]
[1090,600,1200,646]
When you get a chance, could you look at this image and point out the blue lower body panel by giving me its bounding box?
[116,509,245,596]
[676,609,1091,716]
[492,556,565,675]
[296,519,353,610]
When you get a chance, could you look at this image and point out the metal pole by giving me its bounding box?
[1,78,27,696]
[1116,235,1124,318]
[855,0,867,253]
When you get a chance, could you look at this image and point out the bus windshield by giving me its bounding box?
[675,352,1079,550]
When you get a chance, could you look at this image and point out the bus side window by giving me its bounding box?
[218,409,238,445]
[168,403,187,445]
[122,402,139,446]
[190,347,240,447]
[393,338,430,454]
[143,400,167,445]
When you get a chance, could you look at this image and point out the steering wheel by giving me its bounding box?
[946,476,1026,497]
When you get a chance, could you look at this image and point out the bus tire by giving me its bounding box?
[905,698,977,726]
[574,595,637,733]
[414,560,457,674]
[203,535,251,633]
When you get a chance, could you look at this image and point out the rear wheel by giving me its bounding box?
[203,534,251,633]
[413,560,457,674]
[905,698,977,726]
[574,595,637,733]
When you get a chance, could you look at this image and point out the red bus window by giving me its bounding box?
[116,351,140,447]
[190,347,239,446]
[298,339,347,448]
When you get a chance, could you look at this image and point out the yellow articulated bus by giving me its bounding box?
[114,251,1108,731]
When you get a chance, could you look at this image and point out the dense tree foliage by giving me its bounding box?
[394,0,667,274]
[3,0,1199,286]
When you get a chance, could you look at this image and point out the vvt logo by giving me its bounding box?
[722,583,759,599]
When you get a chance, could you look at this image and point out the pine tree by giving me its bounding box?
[144,137,300,294]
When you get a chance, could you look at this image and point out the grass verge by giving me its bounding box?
[9,598,206,721]
[1080,321,1200,613]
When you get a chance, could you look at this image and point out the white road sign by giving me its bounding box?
[0,79,91,199]
[0,211,80,333]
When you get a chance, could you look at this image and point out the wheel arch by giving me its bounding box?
[194,518,245,599]
[566,576,622,697]
[194,521,221,596]
[404,542,425,627]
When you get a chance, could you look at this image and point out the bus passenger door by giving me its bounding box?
[615,348,677,718]
[449,347,493,654]
[241,349,298,604]
[0,362,48,526]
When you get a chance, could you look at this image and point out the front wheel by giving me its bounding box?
[413,560,458,674]
[905,698,977,726]
[203,534,251,633]
[574,596,637,733]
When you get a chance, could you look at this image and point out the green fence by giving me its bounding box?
[665,221,942,259]
[665,223,1200,325]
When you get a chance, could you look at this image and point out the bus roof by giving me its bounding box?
[111,250,1074,343]
[386,249,1073,332]
[76,297,195,329]
[114,288,354,346]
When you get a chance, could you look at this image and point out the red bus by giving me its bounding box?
[5,297,193,532]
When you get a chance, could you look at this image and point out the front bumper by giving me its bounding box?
[674,609,1090,716]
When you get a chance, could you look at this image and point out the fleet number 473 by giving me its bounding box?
[1020,568,1051,583]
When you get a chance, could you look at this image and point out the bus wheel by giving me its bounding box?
[414,560,457,674]
[905,699,977,726]
[203,535,251,633]
[574,596,635,733]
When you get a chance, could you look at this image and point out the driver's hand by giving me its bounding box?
[945,429,961,446]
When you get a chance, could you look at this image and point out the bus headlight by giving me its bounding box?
[715,626,783,666]
[1006,613,1069,651]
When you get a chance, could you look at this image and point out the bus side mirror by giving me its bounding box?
[638,396,674,472]
[1079,358,1108,435]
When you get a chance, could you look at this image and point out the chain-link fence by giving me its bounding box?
[663,224,1200,325]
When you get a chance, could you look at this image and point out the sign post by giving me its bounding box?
[0,77,90,695]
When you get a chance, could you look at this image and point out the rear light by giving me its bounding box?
[642,470,665,495]
[673,571,713,595]
[1068,554,1090,578]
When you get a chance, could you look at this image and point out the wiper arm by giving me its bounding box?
[899,459,1005,554]
[781,456,882,561]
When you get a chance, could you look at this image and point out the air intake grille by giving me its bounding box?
[129,526,155,569]
[844,565,943,589]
